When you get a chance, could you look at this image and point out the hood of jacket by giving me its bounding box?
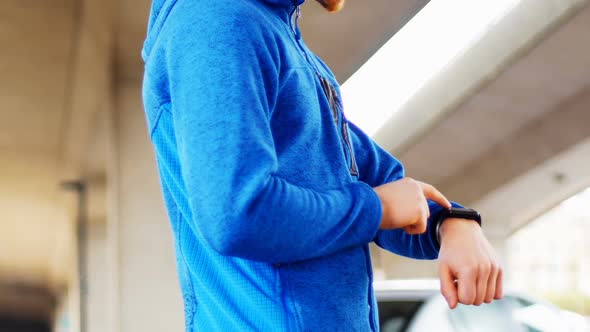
[142,0,305,61]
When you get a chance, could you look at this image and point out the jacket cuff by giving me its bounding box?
[353,181,383,244]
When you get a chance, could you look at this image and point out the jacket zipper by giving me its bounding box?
[290,5,358,177]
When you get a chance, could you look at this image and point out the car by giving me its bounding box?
[374,279,588,332]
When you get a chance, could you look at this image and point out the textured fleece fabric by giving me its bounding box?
[141,0,458,330]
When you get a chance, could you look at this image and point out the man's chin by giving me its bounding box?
[315,0,345,12]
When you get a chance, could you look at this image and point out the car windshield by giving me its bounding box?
[378,295,578,332]
[447,296,541,332]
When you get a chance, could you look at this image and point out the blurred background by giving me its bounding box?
[1,0,589,331]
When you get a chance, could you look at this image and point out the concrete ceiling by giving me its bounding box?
[298,0,430,82]
[0,0,73,153]
[399,3,590,234]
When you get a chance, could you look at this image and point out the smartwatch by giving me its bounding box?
[436,207,482,245]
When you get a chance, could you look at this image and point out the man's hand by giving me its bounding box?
[373,177,451,234]
[438,219,503,309]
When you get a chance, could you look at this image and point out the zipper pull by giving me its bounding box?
[294,6,302,40]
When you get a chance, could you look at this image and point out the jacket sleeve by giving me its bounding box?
[160,7,382,264]
[348,122,461,259]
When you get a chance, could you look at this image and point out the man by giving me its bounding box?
[141,0,502,330]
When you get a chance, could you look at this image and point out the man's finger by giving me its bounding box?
[417,202,428,233]
[423,199,431,220]
[485,264,499,303]
[457,269,477,305]
[494,268,504,299]
[418,182,451,208]
[403,205,428,234]
[403,225,420,235]
[439,265,458,309]
[403,218,426,234]
[474,263,491,305]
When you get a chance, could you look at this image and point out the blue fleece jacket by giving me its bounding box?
[141,0,455,330]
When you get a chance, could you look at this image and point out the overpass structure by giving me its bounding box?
[1,0,589,331]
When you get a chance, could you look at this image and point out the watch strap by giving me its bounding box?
[436,207,482,245]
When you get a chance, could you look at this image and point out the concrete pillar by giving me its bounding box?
[85,221,108,332]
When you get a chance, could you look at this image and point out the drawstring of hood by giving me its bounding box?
[292,5,302,40]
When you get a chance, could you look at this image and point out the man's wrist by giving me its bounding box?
[436,208,482,245]
[438,218,482,243]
